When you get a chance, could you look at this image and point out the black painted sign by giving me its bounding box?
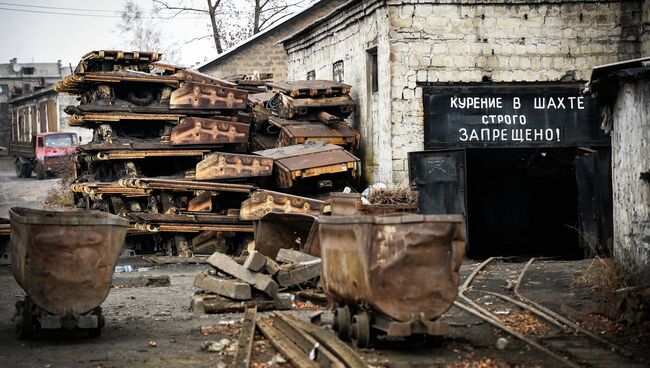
[423,85,609,149]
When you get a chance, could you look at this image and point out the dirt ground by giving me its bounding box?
[0,156,647,368]
[0,156,60,219]
[0,259,647,368]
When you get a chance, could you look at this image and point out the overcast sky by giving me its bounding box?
[0,0,285,69]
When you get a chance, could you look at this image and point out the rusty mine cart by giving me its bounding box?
[9,208,129,339]
[319,214,466,348]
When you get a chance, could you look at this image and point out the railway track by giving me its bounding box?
[454,257,645,368]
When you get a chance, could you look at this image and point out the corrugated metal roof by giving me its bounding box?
[589,56,650,83]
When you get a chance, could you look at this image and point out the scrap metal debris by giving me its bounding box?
[58,50,361,257]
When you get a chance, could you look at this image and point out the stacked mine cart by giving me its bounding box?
[55,50,362,256]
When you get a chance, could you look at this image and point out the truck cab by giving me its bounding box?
[14,132,79,179]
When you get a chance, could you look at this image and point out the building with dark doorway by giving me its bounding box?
[281,0,650,257]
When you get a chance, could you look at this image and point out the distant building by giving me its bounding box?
[0,58,71,153]
[8,86,91,148]
[198,0,345,80]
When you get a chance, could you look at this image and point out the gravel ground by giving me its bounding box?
[0,156,646,368]
[0,157,61,219]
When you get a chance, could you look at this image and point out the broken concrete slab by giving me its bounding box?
[265,258,281,276]
[112,274,171,288]
[276,248,319,264]
[243,251,267,272]
[194,271,251,300]
[276,262,321,287]
[190,293,286,315]
[190,295,270,315]
[207,252,279,297]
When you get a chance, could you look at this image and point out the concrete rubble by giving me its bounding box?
[191,248,322,315]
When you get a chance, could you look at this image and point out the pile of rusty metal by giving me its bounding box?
[191,249,321,314]
[56,50,361,256]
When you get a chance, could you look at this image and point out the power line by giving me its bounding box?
[0,6,204,20]
[0,1,123,13]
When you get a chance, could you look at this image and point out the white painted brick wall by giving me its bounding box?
[285,1,645,186]
[388,1,643,185]
[611,78,650,284]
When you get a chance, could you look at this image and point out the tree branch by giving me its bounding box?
[153,0,208,14]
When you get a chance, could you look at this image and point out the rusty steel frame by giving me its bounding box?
[256,143,360,189]
[266,80,351,98]
[277,94,355,119]
[170,81,247,110]
[129,223,254,234]
[93,149,209,160]
[195,152,273,180]
[118,178,254,193]
[171,117,249,146]
[239,189,323,221]
[276,122,360,149]
[69,113,182,126]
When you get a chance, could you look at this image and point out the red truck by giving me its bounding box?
[11,132,79,179]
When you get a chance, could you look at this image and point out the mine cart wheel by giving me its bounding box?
[15,298,34,339]
[88,308,104,338]
[351,312,371,348]
[334,305,352,340]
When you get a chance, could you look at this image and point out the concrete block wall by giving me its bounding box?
[199,0,345,81]
[201,38,290,80]
[611,77,650,284]
[388,1,643,185]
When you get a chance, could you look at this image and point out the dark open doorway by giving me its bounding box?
[465,147,581,259]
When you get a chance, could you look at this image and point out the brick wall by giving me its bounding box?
[199,0,345,80]
[611,76,650,284]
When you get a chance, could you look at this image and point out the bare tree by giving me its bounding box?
[116,0,181,63]
[153,0,310,54]
[253,0,309,34]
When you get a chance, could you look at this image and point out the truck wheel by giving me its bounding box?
[15,161,23,178]
[22,164,32,178]
[35,164,45,180]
